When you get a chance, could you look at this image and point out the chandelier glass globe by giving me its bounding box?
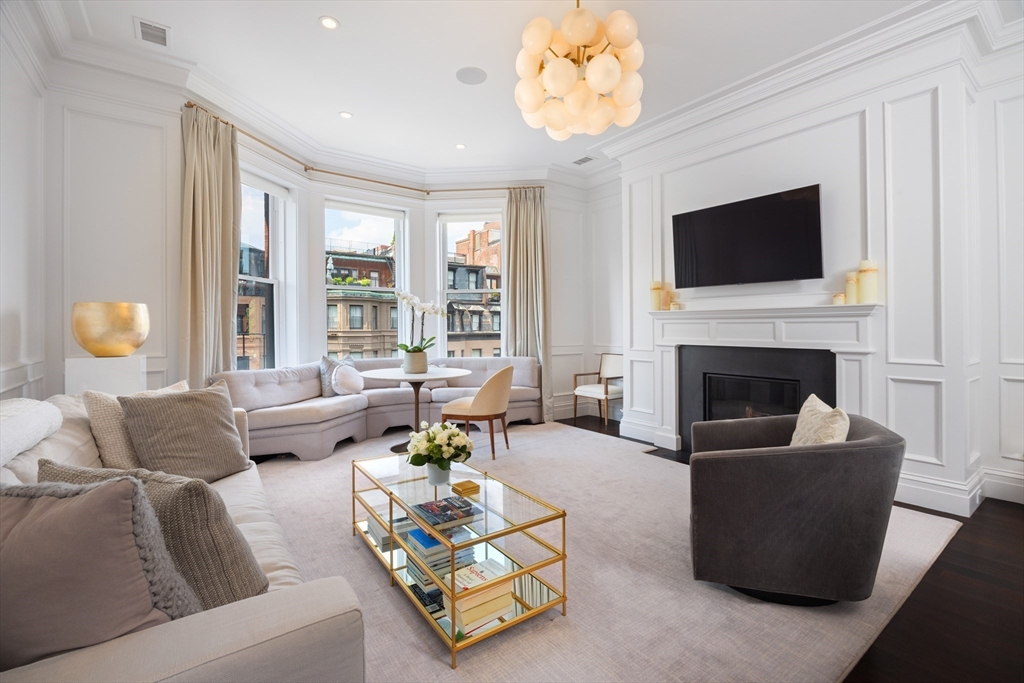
[515,5,643,140]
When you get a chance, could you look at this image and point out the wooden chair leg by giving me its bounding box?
[573,394,577,421]
[604,397,610,426]
[465,419,471,435]
[488,419,496,459]
[501,415,509,449]
[597,398,603,422]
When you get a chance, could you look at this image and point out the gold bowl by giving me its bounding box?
[71,302,150,357]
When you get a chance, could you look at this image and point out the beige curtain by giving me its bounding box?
[506,187,553,421]
[179,106,241,387]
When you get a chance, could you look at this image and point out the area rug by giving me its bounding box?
[256,422,961,683]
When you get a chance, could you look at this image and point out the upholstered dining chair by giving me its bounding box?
[573,353,624,425]
[440,365,514,459]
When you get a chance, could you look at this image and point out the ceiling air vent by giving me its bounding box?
[572,156,596,166]
[134,17,170,47]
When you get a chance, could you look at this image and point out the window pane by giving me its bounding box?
[327,291,400,359]
[326,207,400,359]
[445,292,500,359]
[240,185,270,278]
[237,280,275,369]
[327,305,338,330]
[471,348,482,357]
[445,219,502,358]
[325,208,396,287]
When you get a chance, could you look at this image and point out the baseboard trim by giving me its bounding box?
[896,470,984,517]
[619,418,657,444]
[981,466,1024,504]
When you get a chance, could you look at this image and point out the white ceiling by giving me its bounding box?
[59,0,918,173]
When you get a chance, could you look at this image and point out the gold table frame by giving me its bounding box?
[351,454,567,668]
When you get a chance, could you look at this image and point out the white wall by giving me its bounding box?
[0,21,45,399]
[601,3,1023,514]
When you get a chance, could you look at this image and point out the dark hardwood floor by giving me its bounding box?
[559,415,1024,682]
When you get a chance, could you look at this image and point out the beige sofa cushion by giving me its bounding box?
[430,386,541,404]
[212,363,322,412]
[441,357,540,388]
[118,381,251,483]
[1,395,99,486]
[210,465,304,590]
[83,381,189,470]
[348,358,404,389]
[362,387,431,408]
[38,461,269,611]
[247,394,369,431]
[0,478,202,671]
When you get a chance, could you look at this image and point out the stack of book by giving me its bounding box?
[411,496,485,530]
[443,558,514,635]
[366,514,416,553]
[405,527,475,592]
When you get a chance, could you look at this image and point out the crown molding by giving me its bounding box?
[0,2,47,96]
[595,0,1022,162]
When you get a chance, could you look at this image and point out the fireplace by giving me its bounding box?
[678,345,836,452]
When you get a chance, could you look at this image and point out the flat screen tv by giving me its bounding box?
[672,184,823,288]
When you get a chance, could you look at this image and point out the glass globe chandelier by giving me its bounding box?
[515,2,643,141]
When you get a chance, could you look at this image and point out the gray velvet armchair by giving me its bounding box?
[689,413,905,604]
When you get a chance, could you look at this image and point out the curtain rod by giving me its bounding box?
[184,101,544,197]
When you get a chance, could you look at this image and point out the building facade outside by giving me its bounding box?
[326,242,399,359]
[447,220,502,358]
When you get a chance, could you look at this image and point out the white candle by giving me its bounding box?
[845,272,859,305]
[833,293,846,305]
[650,282,662,311]
[858,260,879,304]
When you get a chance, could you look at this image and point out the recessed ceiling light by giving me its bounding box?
[455,144,466,150]
[455,67,487,85]
[320,16,339,29]
[338,111,353,119]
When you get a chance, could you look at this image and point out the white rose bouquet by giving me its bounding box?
[407,421,473,470]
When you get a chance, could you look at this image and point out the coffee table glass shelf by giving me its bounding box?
[351,454,566,668]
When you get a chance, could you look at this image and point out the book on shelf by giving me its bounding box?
[455,595,515,634]
[406,552,476,592]
[444,590,514,627]
[366,514,416,551]
[411,496,484,530]
[443,558,512,610]
[407,527,471,560]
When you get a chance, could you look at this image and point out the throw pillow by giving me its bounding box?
[83,381,189,470]
[0,478,202,671]
[117,380,250,483]
[331,363,364,395]
[790,394,851,446]
[37,460,269,611]
[0,398,63,467]
[319,355,349,397]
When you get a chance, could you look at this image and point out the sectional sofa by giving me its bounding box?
[212,356,543,461]
[0,395,364,683]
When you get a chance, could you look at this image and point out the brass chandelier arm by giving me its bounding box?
[183,101,542,197]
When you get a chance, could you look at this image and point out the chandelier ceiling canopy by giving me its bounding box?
[515,3,644,141]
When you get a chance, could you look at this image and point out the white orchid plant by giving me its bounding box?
[396,290,446,353]
[408,421,473,470]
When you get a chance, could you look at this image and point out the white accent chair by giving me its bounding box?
[440,365,514,458]
[573,353,624,425]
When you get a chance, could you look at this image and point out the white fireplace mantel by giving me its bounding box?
[650,304,882,352]
[640,304,884,450]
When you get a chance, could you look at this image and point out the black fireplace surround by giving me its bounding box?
[678,345,836,453]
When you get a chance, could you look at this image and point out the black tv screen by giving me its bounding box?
[673,185,823,288]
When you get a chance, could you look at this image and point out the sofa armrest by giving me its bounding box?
[0,578,364,683]
[690,414,798,453]
[233,407,249,458]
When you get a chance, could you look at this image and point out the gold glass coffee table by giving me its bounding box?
[352,454,566,668]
